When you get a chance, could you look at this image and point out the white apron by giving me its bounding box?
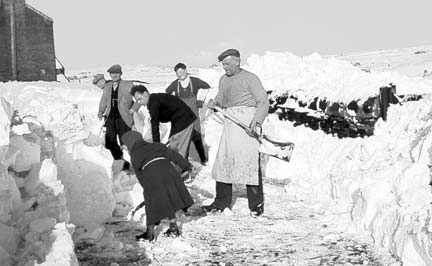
[211,106,260,185]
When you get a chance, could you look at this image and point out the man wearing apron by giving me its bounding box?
[203,49,269,217]
[166,63,211,165]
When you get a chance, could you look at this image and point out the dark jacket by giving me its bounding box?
[121,131,191,172]
[121,131,194,225]
[147,93,196,142]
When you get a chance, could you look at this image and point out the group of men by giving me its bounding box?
[95,48,269,216]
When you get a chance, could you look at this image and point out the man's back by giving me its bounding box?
[147,93,196,140]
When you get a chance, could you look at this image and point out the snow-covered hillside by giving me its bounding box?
[335,45,432,79]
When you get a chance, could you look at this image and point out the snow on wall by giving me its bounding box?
[200,52,432,265]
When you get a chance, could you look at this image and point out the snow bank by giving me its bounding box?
[199,51,432,104]
[0,97,77,266]
[0,82,100,139]
[329,98,432,266]
[0,82,115,265]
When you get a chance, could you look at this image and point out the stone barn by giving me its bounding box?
[0,0,57,82]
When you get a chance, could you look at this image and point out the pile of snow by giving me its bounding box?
[0,81,124,265]
[329,98,432,265]
[199,51,432,104]
[0,82,100,139]
[0,97,77,266]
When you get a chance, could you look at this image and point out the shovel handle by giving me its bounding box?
[212,105,261,141]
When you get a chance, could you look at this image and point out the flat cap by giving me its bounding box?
[92,74,105,84]
[107,64,122,74]
[218,49,240,62]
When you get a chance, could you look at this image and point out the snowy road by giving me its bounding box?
[75,167,401,266]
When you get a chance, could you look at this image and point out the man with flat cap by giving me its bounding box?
[92,74,108,89]
[204,49,269,216]
[98,64,134,161]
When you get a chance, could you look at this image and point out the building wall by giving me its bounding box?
[0,0,13,81]
[0,0,56,82]
[18,5,56,81]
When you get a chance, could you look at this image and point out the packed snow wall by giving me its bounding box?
[200,52,432,265]
[0,96,77,266]
[0,82,130,265]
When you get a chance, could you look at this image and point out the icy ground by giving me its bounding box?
[75,170,401,266]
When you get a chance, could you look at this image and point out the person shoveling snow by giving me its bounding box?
[202,49,270,217]
[121,131,194,242]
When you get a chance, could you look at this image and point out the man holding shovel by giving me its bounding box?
[203,49,269,216]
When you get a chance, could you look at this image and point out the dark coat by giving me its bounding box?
[147,93,196,142]
[121,131,194,225]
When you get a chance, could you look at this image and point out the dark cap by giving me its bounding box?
[107,64,122,74]
[218,49,240,62]
[92,74,105,84]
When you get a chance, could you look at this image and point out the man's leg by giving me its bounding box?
[116,118,131,145]
[203,181,232,212]
[192,130,207,163]
[104,117,123,160]
[168,123,194,158]
[215,181,233,208]
[246,157,264,215]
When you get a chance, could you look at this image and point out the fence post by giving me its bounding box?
[379,84,396,121]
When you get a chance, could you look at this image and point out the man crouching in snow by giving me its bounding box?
[121,131,194,241]
[203,49,269,217]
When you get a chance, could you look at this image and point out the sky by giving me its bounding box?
[27,0,432,70]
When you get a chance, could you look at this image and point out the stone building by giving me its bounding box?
[0,0,57,82]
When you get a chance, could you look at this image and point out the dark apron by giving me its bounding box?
[177,79,201,133]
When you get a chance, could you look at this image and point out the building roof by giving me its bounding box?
[26,4,53,23]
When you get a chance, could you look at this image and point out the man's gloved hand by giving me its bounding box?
[130,100,142,114]
[97,113,103,120]
[246,119,260,137]
[207,99,217,109]
[181,165,193,184]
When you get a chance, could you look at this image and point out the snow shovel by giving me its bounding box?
[213,105,295,162]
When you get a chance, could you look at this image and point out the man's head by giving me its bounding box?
[92,74,106,89]
[218,49,241,76]
[174,63,188,81]
[107,64,122,82]
[131,85,150,106]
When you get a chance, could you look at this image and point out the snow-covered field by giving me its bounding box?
[1,46,432,266]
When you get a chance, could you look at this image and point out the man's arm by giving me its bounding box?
[164,146,191,171]
[97,86,108,119]
[124,80,134,109]
[165,80,177,95]
[248,74,269,127]
[213,76,225,107]
[148,102,161,142]
[197,77,211,90]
